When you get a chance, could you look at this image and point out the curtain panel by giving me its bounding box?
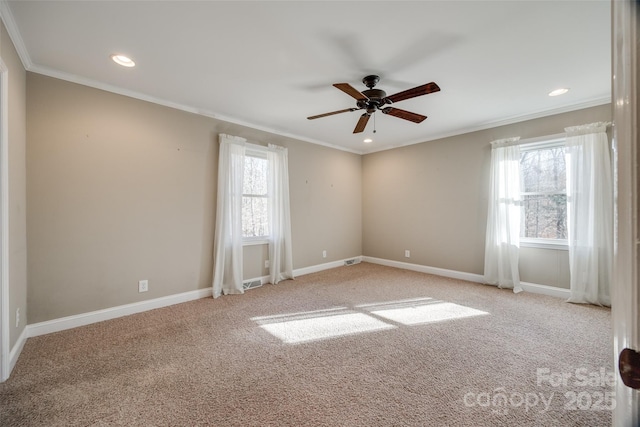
[212,135,294,298]
[565,122,613,306]
[267,144,294,284]
[483,137,523,293]
[212,134,246,298]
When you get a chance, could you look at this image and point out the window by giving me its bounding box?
[519,139,567,246]
[242,151,269,241]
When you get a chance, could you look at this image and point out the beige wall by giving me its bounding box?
[26,73,362,323]
[1,21,27,350]
[362,104,611,288]
[23,70,610,325]
[520,247,570,289]
[243,136,363,279]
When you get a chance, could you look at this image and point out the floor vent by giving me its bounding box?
[243,280,262,290]
[344,258,361,266]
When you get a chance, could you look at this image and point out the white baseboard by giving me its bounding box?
[245,256,363,287]
[362,256,570,299]
[362,256,485,283]
[27,287,212,338]
[24,257,362,340]
[8,326,27,375]
[21,255,568,342]
[521,281,571,299]
[293,256,362,277]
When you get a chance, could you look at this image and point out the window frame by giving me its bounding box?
[242,147,270,246]
[519,137,568,250]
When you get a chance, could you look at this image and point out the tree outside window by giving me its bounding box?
[520,142,567,241]
[242,154,269,239]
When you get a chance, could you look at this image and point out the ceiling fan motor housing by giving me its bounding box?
[362,88,387,100]
[358,89,388,113]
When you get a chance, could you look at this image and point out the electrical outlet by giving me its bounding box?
[322,250,327,258]
[265,260,270,269]
[405,250,411,258]
[15,308,19,328]
[138,280,149,293]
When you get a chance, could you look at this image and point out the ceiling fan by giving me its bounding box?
[307,75,440,133]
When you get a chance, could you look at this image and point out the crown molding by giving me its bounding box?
[362,96,612,155]
[30,62,363,155]
[0,0,362,155]
[0,0,32,69]
[0,0,610,158]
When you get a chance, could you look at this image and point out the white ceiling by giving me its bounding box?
[2,0,611,154]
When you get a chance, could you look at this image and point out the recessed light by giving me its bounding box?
[111,54,135,68]
[363,138,373,143]
[548,88,569,97]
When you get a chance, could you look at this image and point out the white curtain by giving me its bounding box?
[212,134,246,298]
[484,137,523,293]
[267,144,294,284]
[565,122,613,306]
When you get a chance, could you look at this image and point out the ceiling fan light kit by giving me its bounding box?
[307,75,440,134]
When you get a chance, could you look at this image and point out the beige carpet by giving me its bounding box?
[0,263,612,426]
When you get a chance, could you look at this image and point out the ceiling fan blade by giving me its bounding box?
[353,113,370,133]
[385,82,440,104]
[334,83,369,101]
[381,107,427,123]
[307,108,358,120]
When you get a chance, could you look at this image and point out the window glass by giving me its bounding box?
[242,154,269,238]
[520,143,567,240]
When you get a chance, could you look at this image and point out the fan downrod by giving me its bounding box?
[362,75,380,89]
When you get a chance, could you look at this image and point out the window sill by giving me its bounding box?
[243,238,269,246]
[520,238,568,251]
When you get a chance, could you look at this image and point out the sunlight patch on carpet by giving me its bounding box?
[252,308,394,344]
[252,298,489,344]
[363,300,489,326]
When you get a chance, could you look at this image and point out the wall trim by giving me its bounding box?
[8,325,26,374]
[362,256,571,299]
[363,97,611,155]
[0,1,32,70]
[0,0,609,158]
[23,256,363,339]
[293,256,363,277]
[29,64,364,155]
[27,288,212,338]
[0,3,361,155]
[520,281,571,299]
[7,255,569,371]
[0,57,8,383]
[362,256,485,283]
